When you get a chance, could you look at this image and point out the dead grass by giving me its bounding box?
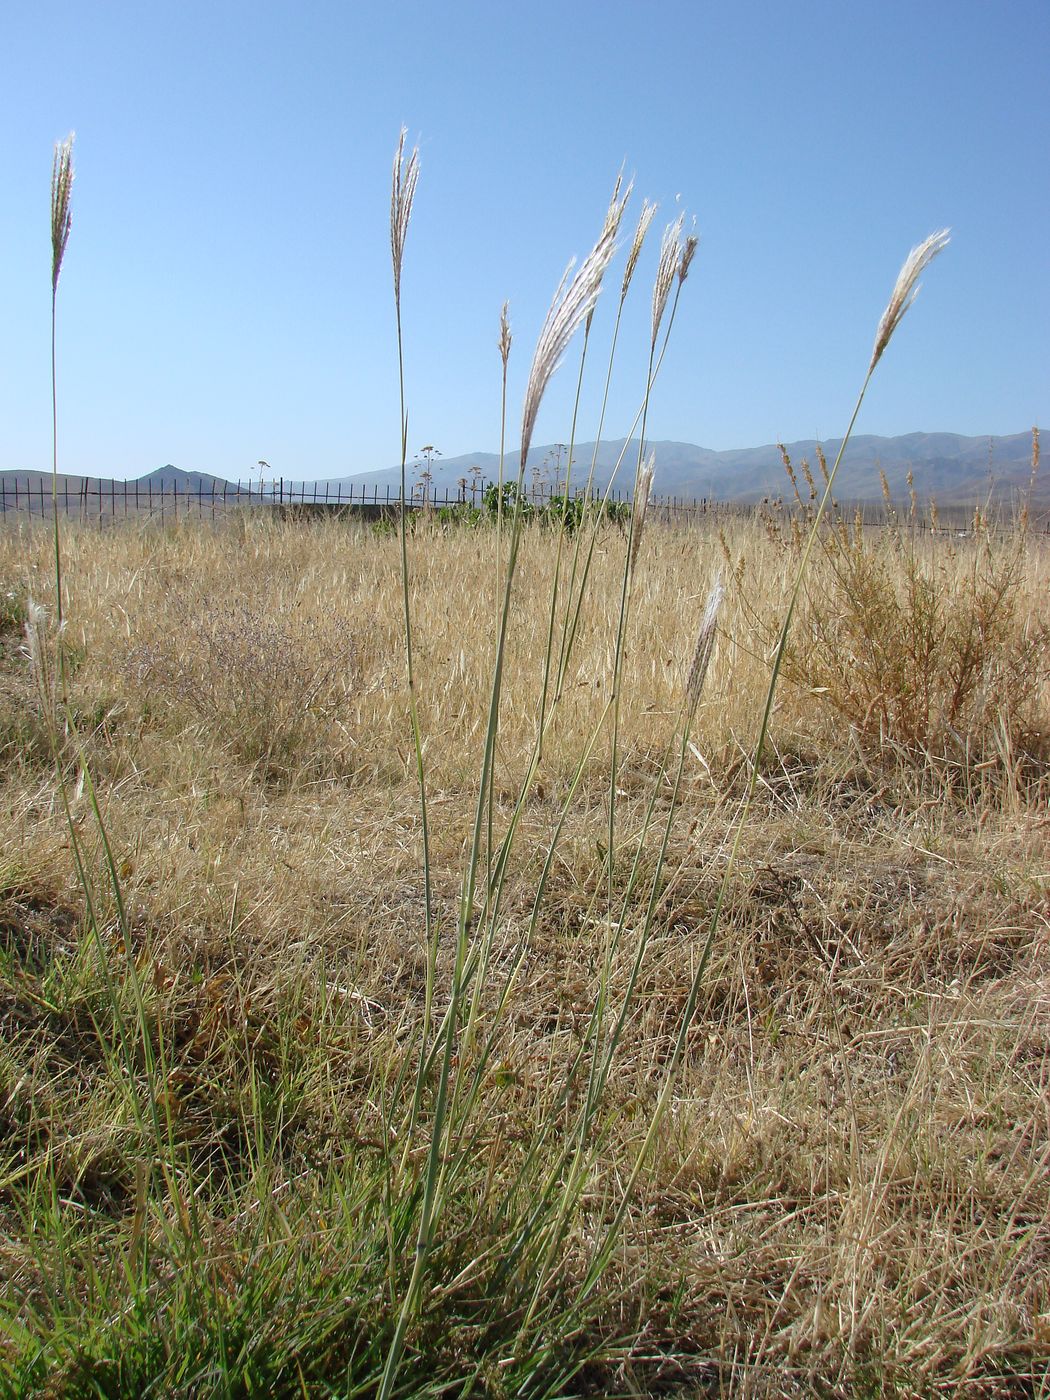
[0,512,1048,1396]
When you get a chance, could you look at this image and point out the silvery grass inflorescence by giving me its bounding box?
[685,573,724,714]
[586,176,632,333]
[391,129,420,310]
[520,189,626,468]
[622,199,657,306]
[498,300,512,369]
[50,133,75,639]
[869,228,950,373]
[24,599,48,684]
[51,134,74,294]
[23,598,64,723]
[600,173,629,237]
[679,227,699,285]
[629,453,655,572]
[651,213,684,349]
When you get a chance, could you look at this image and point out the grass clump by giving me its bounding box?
[734,440,1050,786]
[1,133,1047,1399]
[120,592,361,782]
[791,516,1048,765]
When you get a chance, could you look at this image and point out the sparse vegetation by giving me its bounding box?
[732,447,1050,781]
[2,508,1046,1396]
[0,135,1046,1399]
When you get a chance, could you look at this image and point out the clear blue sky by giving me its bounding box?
[2,0,1046,480]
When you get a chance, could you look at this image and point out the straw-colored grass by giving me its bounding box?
[1,510,1047,1396]
[2,129,1047,1397]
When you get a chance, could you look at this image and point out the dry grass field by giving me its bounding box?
[1,131,1046,1398]
[1,505,1047,1397]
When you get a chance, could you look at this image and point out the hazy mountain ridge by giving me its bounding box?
[305,431,1040,503]
[0,466,235,493]
[1,433,1040,504]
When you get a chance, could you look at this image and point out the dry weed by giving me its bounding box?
[0,512,1046,1393]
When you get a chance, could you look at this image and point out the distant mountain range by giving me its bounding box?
[0,465,233,494]
[1,434,1042,504]
[305,432,1041,504]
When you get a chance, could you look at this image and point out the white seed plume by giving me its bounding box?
[499,301,512,369]
[869,228,950,374]
[520,219,619,468]
[24,599,47,678]
[678,230,699,284]
[685,573,724,712]
[51,133,74,294]
[587,176,631,332]
[390,128,420,308]
[651,214,683,348]
[621,198,656,304]
[601,172,630,238]
[629,453,655,572]
[24,599,57,718]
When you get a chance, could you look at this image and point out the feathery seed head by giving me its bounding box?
[499,301,512,369]
[51,133,74,295]
[869,228,950,374]
[652,214,683,348]
[685,573,724,713]
[629,453,655,572]
[24,599,58,716]
[622,199,656,303]
[678,230,699,285]
[390,128,420,308]
[24,599,47,678]
[520,217,618,469]
[602,173,631,238]
[587,177,632,332]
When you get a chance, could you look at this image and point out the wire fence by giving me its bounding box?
[0,476,726,524]
[1,475,1045,535]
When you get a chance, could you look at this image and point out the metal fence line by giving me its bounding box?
[0,475,1045,535]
